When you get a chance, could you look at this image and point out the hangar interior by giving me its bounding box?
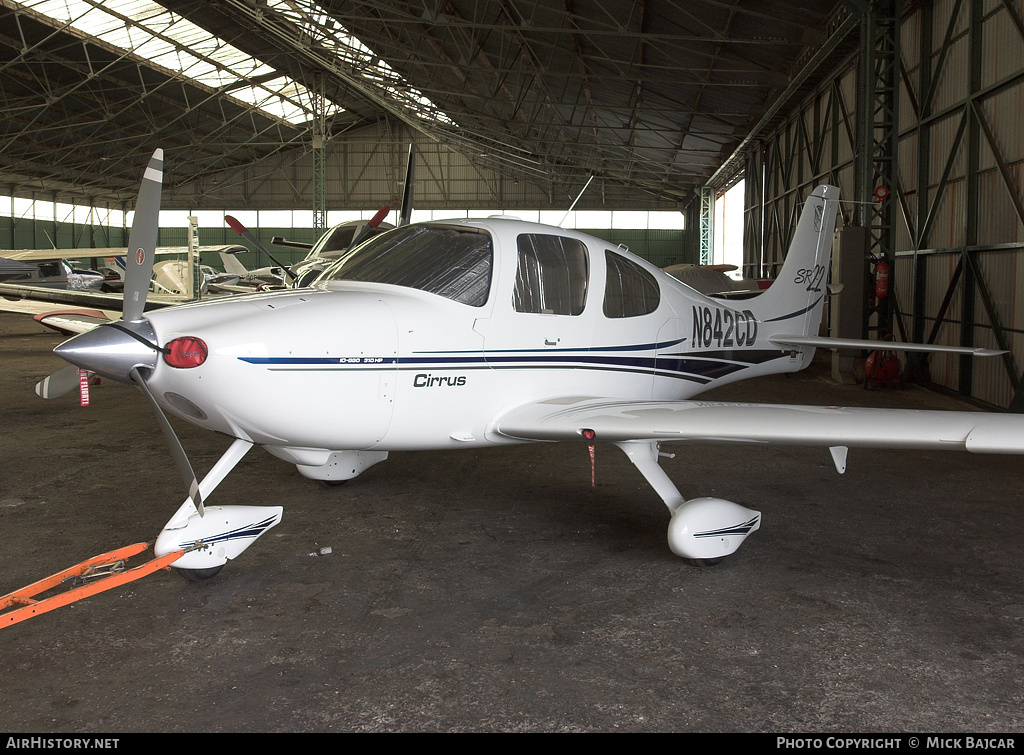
[4,0,1024,411]
[3,0,1024,734]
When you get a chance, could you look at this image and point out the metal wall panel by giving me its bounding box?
[159,124,685,213]
[742,0,1024,409]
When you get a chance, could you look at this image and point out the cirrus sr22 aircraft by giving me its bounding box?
[35,149,1024,580]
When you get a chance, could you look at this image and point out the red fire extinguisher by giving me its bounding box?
[874,259,890,300]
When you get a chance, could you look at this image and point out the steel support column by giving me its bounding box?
[699,187,714,266]
[312,73,327,237]
[858,0,902,340]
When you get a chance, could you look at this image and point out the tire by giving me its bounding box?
[686,557,724,567]
[317,479,348,488]
[172,565,224,581]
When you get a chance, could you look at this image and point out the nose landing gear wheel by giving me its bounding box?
[173,565,224,582]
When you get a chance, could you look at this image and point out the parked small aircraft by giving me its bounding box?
[0,257,39,282]
[35,149,1024,580]
[0,252,109,290]
[251,211,393,288]
[0,244,251,330]
[663,263,764,297]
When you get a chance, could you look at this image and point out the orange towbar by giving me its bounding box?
[0,542,184,629]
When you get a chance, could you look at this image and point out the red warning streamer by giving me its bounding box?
[78,369,90,406]
[582,429,596,487]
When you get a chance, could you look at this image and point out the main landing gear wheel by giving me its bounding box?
[317,479,348,488]
[172,565,224,582]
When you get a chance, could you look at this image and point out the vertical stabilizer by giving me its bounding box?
[746,184,840,342]
[219,252,249,277]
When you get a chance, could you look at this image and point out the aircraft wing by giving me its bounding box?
[492,396,1024,458]
[0,245,246,262]
[0,281,181,312]
[0,248,128,262]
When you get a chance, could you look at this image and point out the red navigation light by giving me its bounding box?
[163,337,208,369]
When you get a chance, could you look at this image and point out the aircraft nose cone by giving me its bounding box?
[54,320,160,383]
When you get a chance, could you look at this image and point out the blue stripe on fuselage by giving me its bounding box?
[239,344,786,384]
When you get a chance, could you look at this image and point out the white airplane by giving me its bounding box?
[0,244,252,334]
[0,251,110,290]
[35,149,1024,581]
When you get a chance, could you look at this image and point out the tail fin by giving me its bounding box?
[746,184,840,343]
[219,252,249,276]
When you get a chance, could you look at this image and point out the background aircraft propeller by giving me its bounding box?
[399,143,415,227]
[349,205,391,248]
[224,215,297,283]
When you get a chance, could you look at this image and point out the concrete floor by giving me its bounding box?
[1,311,1023,733]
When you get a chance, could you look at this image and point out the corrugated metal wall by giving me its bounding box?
[743,0,1024,410]
[158,124,685,214]
[0,215,127,251]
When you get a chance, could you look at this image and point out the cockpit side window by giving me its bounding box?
[319,225,492,306]
[513,234,588,315]
[38,261,62,278]
[603,250,660,317]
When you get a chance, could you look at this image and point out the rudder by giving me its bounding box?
[746,184,841,341]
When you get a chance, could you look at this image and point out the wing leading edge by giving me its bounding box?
[492,397,1024,456]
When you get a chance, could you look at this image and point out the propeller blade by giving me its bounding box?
[399,143,415,227]
[35,365,80,399]
[122,149,164,323]
[349,205,390,248]
[224,216,297,282]
[129,367,204,517]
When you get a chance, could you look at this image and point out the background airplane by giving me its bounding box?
[662,263,765,297]
[264,210,396,288]
[0,244,251,331]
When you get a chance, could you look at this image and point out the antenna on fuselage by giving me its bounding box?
[399,143,415,226]
[559,175,594,227]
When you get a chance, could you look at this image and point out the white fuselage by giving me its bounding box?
[139,218,802,469]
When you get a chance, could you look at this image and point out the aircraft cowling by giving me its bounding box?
[141,289,399,450]
[667,497,761,561]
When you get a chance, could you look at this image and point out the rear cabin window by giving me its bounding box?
[603,251,660,318]
[513,234,588,315]
[318,225,492,306]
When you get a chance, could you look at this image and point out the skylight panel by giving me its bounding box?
[19,0,456,131]
[265,0,456,127]
[18,0,335,127]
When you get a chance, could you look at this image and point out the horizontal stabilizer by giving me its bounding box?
[768,334,1005,357]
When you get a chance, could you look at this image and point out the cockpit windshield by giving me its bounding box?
[318,225,493,307]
